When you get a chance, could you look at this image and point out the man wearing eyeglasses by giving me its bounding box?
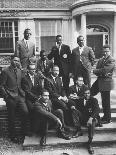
[15,28,36,69]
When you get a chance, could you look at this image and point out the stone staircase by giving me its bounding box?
[23,86,116,150]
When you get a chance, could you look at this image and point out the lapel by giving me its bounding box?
[9,65,18,81]
[21,39,29,52]
[26,73,33,87]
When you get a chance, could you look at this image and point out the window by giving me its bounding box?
[35,20,62,53]
[0,21,18,54]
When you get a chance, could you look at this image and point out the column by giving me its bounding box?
[81,13,86,45]
[62,19,69,45]
[113,13,116,58]
[72,17,77,49]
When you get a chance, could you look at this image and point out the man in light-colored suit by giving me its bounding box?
[71,35,95,88]
[15,28,36,69]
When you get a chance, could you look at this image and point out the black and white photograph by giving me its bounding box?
[0,0,116,154]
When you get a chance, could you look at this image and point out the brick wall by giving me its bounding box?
[0,105,30,138]
[0,0,78,8]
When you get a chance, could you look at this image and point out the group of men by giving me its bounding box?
[0,28,115,155]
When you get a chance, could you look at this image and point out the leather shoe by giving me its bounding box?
[88,145,94,154]
[40,136,46,146]
[101,119,112,124]
[72,129,83,138]
[57,130,71,140]
[64,125,71,132]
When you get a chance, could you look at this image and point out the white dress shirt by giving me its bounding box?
[28,73,34,86]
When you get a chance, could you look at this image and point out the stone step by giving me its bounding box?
[23,131,116,150]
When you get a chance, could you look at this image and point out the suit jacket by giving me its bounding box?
[77,96,100,120]
[36,58,53,77]
[93,55,115,91]
[69,84,88,98]
[0,65,25,99]
[71,46,95,77]
[48,44,71,76]
[15,39,35,68]
[34,98,58,123]
[21,72,41,102]
[45,75,66,99]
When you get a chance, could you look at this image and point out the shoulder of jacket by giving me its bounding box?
[72,47,79,52]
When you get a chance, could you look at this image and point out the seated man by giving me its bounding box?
[76,88,100,154]
[69,76,88,102]
[21,63,41,133]
[36,50,53,89]
[33,89,71,146]
[45,65,76,126]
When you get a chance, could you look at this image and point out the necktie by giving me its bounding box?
[32,75,34,86]
[14,68,17,80]
[26,41,28,49]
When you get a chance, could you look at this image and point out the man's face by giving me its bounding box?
[75,77,84,87]
[84,90,91,100]
[42,91,49,103]
[52,66,59,77]
[11,57,20,68]
[41,52,47,61]
[28,64,36,75]
[77,36,84,47]
[24,29,32,40]
[103,47,110,58]
[56,36,62,45]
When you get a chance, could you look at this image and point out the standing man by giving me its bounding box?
[15,28,36,69]
[48,35,71,95]
[71,35,95,88]
[77,88,100,154]
[91,45,115,124]
[0,56,29,143]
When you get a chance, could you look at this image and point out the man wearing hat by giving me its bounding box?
[91,45,115,124]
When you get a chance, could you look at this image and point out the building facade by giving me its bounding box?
[0,0,116,67]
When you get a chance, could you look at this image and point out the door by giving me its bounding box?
[87,35,103,59]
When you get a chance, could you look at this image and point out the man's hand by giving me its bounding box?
[62,96,68,103]
[71,106,76,110]
[87,117,93,126]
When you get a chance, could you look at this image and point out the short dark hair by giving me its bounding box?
[56,35,62,39]
[11,55,19,60]
[103,44,110,49]
[24,28,31,34]
[41,89,49,95]
[40,50,46,57]
[77,35,84,42]
[84,87,90,93]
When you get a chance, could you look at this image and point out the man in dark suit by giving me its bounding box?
[36,50,53,89]
[91,45,115,124]
[22,63,41,111]
[33,89,71,146]
[45,65,76,126]
[0,56,29,143]
[21,63,41,133]
[15,28,36,69]
[76,88,100,154]
[48,35,71,95]
[69,76,88,101]
[71,35,95,88]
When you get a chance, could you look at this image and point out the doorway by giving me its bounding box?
[87,35,103,59]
